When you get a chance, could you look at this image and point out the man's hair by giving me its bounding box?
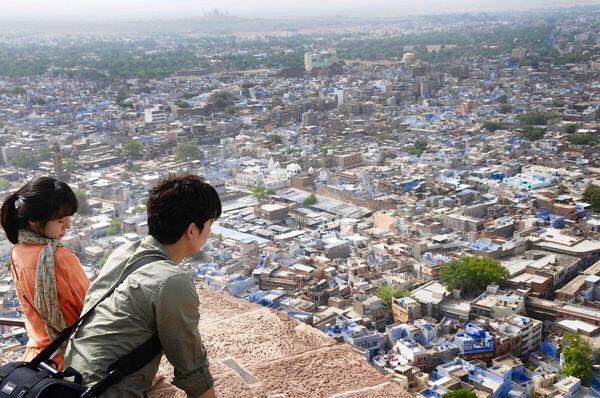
[147,174,222,245]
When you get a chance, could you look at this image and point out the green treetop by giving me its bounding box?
[560,332,593,385]
[75,191,91,215]
[252,181,274,200]
[122,139,144,157]
[303,193,317,206]
[439,255,508,296]
[375,285,413,309]
[175,143,202,161]
[583,185,600,212]
[443,390,477,398]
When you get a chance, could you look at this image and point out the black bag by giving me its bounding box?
[0,255,164,398]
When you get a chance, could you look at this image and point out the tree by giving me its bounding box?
[521,125,545,141]
[564,123,578,135]
[444,390,477,398]
[174,99,190,108]
[439,255,509,296]
[31,96,46,106]
[14,153,38,169]
[116,91,135,109]
[212,92,233,108]
[175,143,201,161]
[517,112,548,125]
[37,147,51,161]
[560,332,593,385]
[132,206,146,215]
[107,219,122,236]
[498,95,508,104]
[376,285,413,309]
[403,139,428,156]
[582,185,600,212]
[500,104,513,114]
[0,178,10,192]
[75,191,91,216]
[570,133,599,146]
[252,181,274,200]
[125,160,142,172]
[225,106,235,115]
[98,251,111,268]
[303,193,317,206]
[122,140,143,157]
[268,133,282,145]
[63,158,80,173]
[482,121,503,132]
[413,139,428,154]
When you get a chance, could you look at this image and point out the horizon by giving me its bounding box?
[1,0,600,22]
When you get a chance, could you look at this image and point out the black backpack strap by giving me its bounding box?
[81,334,161,398]
[29,254,164,368]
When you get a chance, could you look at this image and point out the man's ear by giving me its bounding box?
[185,222,196,240]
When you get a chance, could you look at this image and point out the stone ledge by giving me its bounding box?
[153,288,411,398]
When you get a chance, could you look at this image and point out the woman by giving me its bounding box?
[0,176,89,369]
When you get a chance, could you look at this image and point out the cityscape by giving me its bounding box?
[0,1,600,397]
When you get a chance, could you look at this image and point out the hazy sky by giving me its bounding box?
[2,0,600,20]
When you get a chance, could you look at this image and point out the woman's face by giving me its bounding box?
[30,216,71,239]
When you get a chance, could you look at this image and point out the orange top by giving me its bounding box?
[11,243,90,369]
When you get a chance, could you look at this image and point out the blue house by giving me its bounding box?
[454,323,495,356]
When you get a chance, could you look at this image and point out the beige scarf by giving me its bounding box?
[16,230,68,352]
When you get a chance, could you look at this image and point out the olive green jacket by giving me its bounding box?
[64,236,213,397]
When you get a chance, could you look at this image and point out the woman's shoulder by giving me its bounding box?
[55,245,78,261]
[12,242,43,261]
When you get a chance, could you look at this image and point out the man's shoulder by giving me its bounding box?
[136,260,193,294]
[154,265,193,290]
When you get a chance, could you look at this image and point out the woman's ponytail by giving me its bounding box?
[1,192,21,244]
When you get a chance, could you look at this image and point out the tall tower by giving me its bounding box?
[304,52,314,72]
[52,142,65,180]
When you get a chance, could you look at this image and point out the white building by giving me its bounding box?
[144,105,166,124]
[394,338,428,370]
[500,315,543,357]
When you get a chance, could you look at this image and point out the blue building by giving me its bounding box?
[454,323,495,356]
[325,316,384,362]
[433,357,524,398]
[248,290,286,309]
[286,310,313,325]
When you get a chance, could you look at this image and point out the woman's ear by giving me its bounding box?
[28,220,41,233]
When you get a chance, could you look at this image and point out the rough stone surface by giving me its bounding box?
[328,382,411,398]
[151,288,411,398]
[196,288,257,326]
[198,307,335,374]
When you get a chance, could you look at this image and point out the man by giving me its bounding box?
[65,175,221,398]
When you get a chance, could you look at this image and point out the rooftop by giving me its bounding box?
[152,288,410,398]
[411,281,449,305]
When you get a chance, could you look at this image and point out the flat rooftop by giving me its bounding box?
[152,288,410,398]
[557,319,600,335]
[411,281,449,305]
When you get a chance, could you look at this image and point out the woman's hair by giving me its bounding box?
[147,174,222,245]
[0,177,78,243]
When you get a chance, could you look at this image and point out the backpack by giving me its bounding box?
[0,255,163,398]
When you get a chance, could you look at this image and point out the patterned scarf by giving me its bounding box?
[17,229,68,352]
